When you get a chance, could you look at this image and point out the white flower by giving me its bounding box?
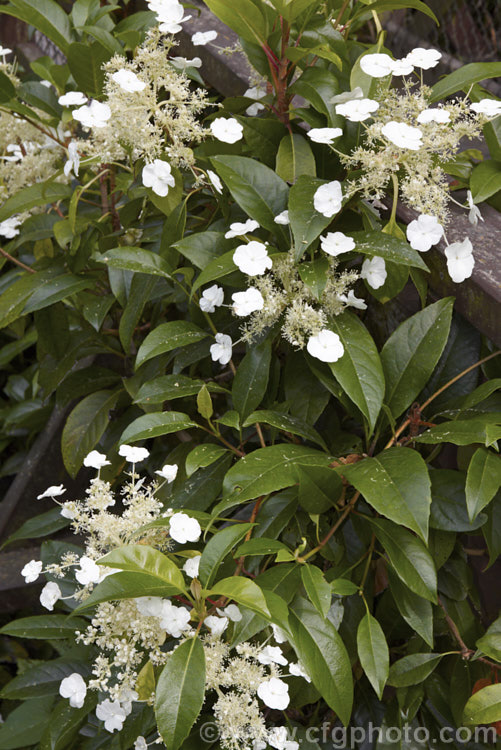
[205,615,229,636]
[2,144,23,163]
[274,210,289,225]
[225,219,260,239]
[330,87,364,105]
[64,141,80,178]
[233,240,272,276]
[245,86,266,116]
[37,484,66,500]
[381,121,423,150]
[156,1,191,34]
[313,181,343,217]
[210,117,243,144]
[361,256,387,289]
[60,503,77,520]
[232,287,264,317]
[118,687,138,715]
[320,231,355,257]
[471,99,501,117]
[307,127,343,144]
[360,53,394,78]
[75,556,101,586]
[171,56,202,71]
[289,661,311,682]
[159,600,191,637]
[155,463,178,482]
[169,512,201,544]
[183,555,201,578]
[135,738,148,750]
[83,450,110,469]
[338,290,367,310]
[135,596,164,618]
[405,47,441,69]
[257,677,290,710]
[207,169,223,194]
[272,624,288,643]
[258,646,288,666]
[73,100,111,129]
[192,30,218,45]
[210,333,232,365]
[111,69,146,93]
[142,159,175,197]
[40,581,62,611]
[21,559,42,583]
[58,91,87,106]
[119,444,150,463]
[59,673,87,708]
[0,216,22,238]
[466,190,483,226]
[0,46,12,57]
[199,284,224,313]
[417,108,450,124]
[216,603,242,621]
[445,238,475,283]
[335,98,379,122]
[406,214,443,252]
[96,700,127,733]
[307,330,344,363]
[391,57,414,76]
[268,727,299,750]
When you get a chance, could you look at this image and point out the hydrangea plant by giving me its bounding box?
[1,0,501,748]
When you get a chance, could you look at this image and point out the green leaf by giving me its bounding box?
[155,637,205,750]
[174,231,235,269]
[289,597,353,726]
[204,0,267,44]
[244,409,327,449]
[0,181,72,223]
[340,447,431,542]
[67,41,110,96]
[0,70,16,102]
[134,375,226,406]
[470,160,501,204]
[464,684,501,725]
[190,250,240,296]
[465,447,501,521]
[328,311,385,432]
[387,653,442,687]
[198,523,253,587]
[289,176,335,260]
[298,257,329,300]
[297,464,343,513]
[350,231,429,270]
[197,384,213,420]
[119,275,157,351]
[232,339,272,421]
[476,616,501,662]
[76,571,183,610]
[22,270,92,314]
[40,694,98,750]
[95,247,173,278]
[431,63,501,102]
[186,444,228,477]
[98,545,187,591]
[369,518,437,602]
[0,0,73,54]
[430,469,486,532]
[0,615,88,640]
[387,567,433,647]
[331,579,359,596]
[61,389,121,478]
[381,298,454,418]
[136,321,208,368]
[301,565,331,618]
[276,133,316,184]
[289,67,339,123]
[119,412,198,444]
[416,420,501,448]
[1,659,87,699]
[0,697,55,750]
[235,538,290,557]
[357,613,389,699]
[211,155,289,234]
[352,0,438,24]
[207,577,271,619]
[1,508,69,549]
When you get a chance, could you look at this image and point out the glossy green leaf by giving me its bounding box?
[388,567,433,647]
[276,133,316,184]
[95,247,172,278]
[186,444,228,477]
[0,615,88,640]
[207,577,271,619]
[352,0,438,24]
[464,683,501,725]
[416,420,501,448]
[173,231,235,269]
[204,0,267,44]
[40,693,98,750]
[301,564,331,618]
[1,508,69,549]
[198,523,253,587]
[0,182,71,223]
[289,176,335,260]
[67,41,110,96]
[0,0,73,54]
[357,613,389,699]
[297,464,342,513]
[388,653,442,687]
[1,658,88,699]
[119,412,199,444]
[76,571,183,610]
[136,321,208,368]
[431,63,501,102]
[476,616,501,662]
[244,409,327,449]
[350,231,429,270]
[465,448,501,521]
[0,697,54,750]
[191,250,240,295]
[470,160,501,204]
[134,375,226,405]
[232,339,272,421]
[98,545,187,592]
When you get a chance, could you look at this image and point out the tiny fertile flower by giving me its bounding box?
[205,615,229,636]
[466,190,483,225]
[268,726,299,750]
[142,159,175,197]
[391,57,414,76]
[417,108,450,124]
[360,53,394,78]
[216,603,242,621]
[58,91,87,107]
[232,287,264,316]
[338,290,367,310]
[207,169,223,194]
[73,100,111,129]
[307,330,344,363]
[244,86,266,116]
[96,699,127,733]
[191,30,217,45]
[335,98,379,122]
[83,450,110,469]
[135,738,148,750]
[210,333,232,365]
[210,117,243,144]
[75,556,101,586]
[307,127,343,144]
[199,284,224,313]
[0,216,22,238]
[313,181,343,218]
[136,596,164,618]
[470,99,501,118]
[257,677,290,710]
[289,661,311,682]
[445,238,475,283]
[111,69,146,93]
[119,444,150,463]
[21,559,43,583]
[258,645,288,666]
[37,484,66,500]
[64,141,80,178]
[406,214,443,252]
[320,231,355,257]
[40,581,62,611]
[381,121,423,150]
[274,210,289,225]
[156,1,191,34]
[60,673,87,708]
[225,219,260,239]
[169,512,202,544]
[233,240,272,276]
[183,555,201,579]
[155,464,178,482]
[361,256,387,289]
[159,600,191,637]
[405,47,441,69]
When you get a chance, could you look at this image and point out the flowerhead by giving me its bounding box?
[21,559,42,583]
[207,169,223,194]
[58,91,87,107]
[75,556,101,586]
[155,464,179,482]
[210,333,232,365]
[60,673,87,708]
[37,484,66,500]
[417,108,450,124]
[307,127,343,144]
[225,219,260,239]
[405,47,441,69]
[183,555,201,578]
[169,512,201,544]
[320,231,355,257]
[233,241,272,276]
[381,121,423,150]
[360,53,394,78]
[96,699,127,733]
[257,677,290,710]
[335,98,379,122]
[470,99,501,118]
[142,159,176,197]
[361,256,387,289]
[205,614,229,636]
[210,117,243,144]
[111,69,146,93]
[83,450,110,470]
[40,581,62,611]
[445,238,475,283]
[159,600,191,637]
[192,30,217,45]
[406,214,443,252]
[232,287,264,316]
[119,444,150,463]
[73,100,111,129]
[0,216,22,238]
[307,330,344,363]
[313,181,343,218]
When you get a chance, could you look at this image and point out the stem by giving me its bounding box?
[198,424,245,457]
[438,597,470,658]
[255,422,266,449]
[234,497,264,576]
[332,0,351,29]
[360,534,376,589]
[0,247,35,273]
[390,173,399,225]
[299,490,360,562]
